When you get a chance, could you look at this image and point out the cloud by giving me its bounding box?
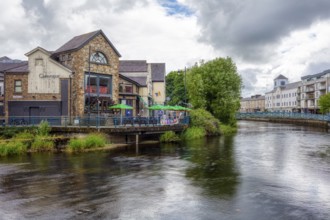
[1,0,216,73]
[185,0,330,62]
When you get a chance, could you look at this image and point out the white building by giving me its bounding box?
[265,74,300,112]
[298,69,330,113]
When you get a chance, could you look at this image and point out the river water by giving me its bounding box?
[0,121,329,220]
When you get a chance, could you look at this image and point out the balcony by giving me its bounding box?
[305,87,315,92]
[318,85,326,90]
[306,94,315,100]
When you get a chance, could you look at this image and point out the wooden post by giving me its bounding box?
[135,134,139,154]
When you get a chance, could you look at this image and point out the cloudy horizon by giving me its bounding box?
[2,0,330,97]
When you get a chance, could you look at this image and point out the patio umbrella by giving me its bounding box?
[109,104,133,125]
[148,104,166,110]
[109,103,133,109]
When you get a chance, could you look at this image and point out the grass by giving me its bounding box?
[0,141,27,157]
[160,131,181,143]
[67,133,107,152]
[30,136,55,152]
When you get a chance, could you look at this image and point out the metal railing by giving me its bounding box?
[3,115,190,128]
[236,112,330,122]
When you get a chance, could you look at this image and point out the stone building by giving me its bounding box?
[52,30,121,117]
[3,30,166,121]
[240,95,265,113]
[4,47,72,122]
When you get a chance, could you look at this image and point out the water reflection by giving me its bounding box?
[184,136,239,197]
[0,121,329,219]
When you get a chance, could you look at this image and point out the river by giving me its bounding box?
[0,121,329,220]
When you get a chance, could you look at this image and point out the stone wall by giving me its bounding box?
[58,34,120,117]
[5,73,65,117]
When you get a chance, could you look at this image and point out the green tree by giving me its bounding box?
[187,57,242,125]
[165,71,186,105]
[319,93,330,114]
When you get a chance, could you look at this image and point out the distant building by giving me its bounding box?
[265,74,300,112]
[298,69,330,113]
[240,94,265,112]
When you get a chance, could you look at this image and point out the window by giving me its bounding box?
[14,80,22,93]
[281,81,285,86]
[90,52,107,64]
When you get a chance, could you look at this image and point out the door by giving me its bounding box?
[29,107,40,125]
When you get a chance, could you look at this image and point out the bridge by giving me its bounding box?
[236,112,330,129]
[3,115,190,144]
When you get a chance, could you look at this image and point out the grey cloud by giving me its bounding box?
[188,0,330,62]
[240,68,259,96]
[302,62,330,77]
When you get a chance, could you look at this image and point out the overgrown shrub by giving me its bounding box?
[219,124,237,135]
[38,120,51,136]
[85,134,107,148]
[0,141,27,157]
[13,131,35,149]
[67,133,107,152]
[160,131,181,143]
[189,109,221,135]
[183,127,206,140]
[30,136,54,152]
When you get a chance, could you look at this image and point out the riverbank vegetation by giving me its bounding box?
[160,131,181,143]
[166,57,242,138]
[66,133,107,152]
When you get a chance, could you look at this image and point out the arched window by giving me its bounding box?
[90,52,108,64]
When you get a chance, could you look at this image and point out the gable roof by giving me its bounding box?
[119,60,148,72]
[275,74,288,80]
[53,30,121,57]
[151,63,165,82]
[126,76,147,86]
[25,46,51,57]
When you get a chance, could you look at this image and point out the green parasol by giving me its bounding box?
[109,103,133,109]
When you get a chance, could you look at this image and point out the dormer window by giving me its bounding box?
[90,52,108,64]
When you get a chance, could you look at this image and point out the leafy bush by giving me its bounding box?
[38,120,51,136]
[67,138,85,152]
[160,131,181,143]
[183,127,206,140]
[189,109,221,135]
[219,124,237,136]
[30,136,55,152]
[0,141,27,157]
[67,133,107,152]
[85,134,106,148]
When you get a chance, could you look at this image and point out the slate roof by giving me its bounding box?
[241,95,265,101]
[5,62,29,73]
[301,69,330,80]
[151,63,165,82]
[119,60,147,72]
[53,30,121,57]
[275,74,288,80]
[0,62,28,72]
[283,81,300,90]
[125,76,147,86]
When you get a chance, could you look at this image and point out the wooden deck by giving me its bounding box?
[51,124,188,135]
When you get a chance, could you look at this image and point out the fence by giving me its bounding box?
[4,115,190,128]
[236,112,330,122]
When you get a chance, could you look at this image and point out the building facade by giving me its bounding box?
[265,75,300,112]
[240,95,265,113]
[2,30,166,121]
[298,69,330,113]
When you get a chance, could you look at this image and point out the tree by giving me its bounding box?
[165,71,186,105]
[186,57,242,125]
[318,93,330,114]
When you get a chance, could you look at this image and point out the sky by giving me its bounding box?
[1,0,330,97]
